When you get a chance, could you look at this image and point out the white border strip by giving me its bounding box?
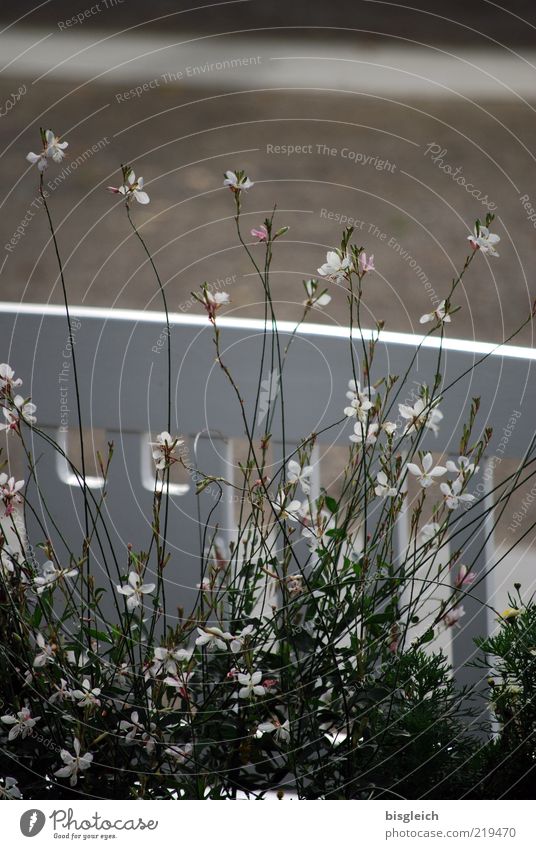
[1,301,535,361]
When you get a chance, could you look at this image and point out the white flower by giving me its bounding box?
[109,169,149,204]
[70,679,101,708]
[446,455,478,478]
[468,225,500,256]
[420,299,452,325]
[26,151,48,171]
[223,170,253,191]
[203,290,230,319]
[163,670,194,700]
[116,571,156,611]
[0,547,16,578]
[287,460,313,494]
[33,632,56,667]
[150,431,182,470]
[301,510,335,551]
[0,474,24,515]
[165,743,193,763]
[44,130,68,163]
[317,250,351,282]
[270,491,302,522]
[49,678,71,705]
[0,395,37,432]
[375,471,398,498]
[1,707,40,741]
[420,522,441,545]
[349,422,379,445]
[230,624,255,654]
[66,648,89,668]
[0,776,21,799]
[428,407,443,436]
[443,605,465,628]
[0,364,22,393]
[258,718,290,744]
[398,398,442,436]
[54,738,93,786]
[440,478,475,510]
[285,573,305,597]
[151,645,192,676]
[206,291,229,308]
[119,711,156,754]
[382,421,397,436]
[406,453,447,488]
[195,625,232,651]
[344,379,375,422]
[238,670,265,699]
[34,560,77,594]
[303,279,331,308]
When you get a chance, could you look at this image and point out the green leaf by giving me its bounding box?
[325,496,339,514]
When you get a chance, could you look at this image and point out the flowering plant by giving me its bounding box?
[0,143,535,800]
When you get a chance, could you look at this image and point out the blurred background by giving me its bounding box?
[0,0,535,344]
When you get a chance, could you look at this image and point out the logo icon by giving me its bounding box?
[20,810,46,837]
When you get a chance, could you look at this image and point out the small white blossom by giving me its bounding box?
[420,300,452,325]
[34,560,77,594]
[151,645,192,676]
[317,250,351,282]
[303,279,331,308]
[406,453,447,488]
[398,398,442,436]
[230,624,255,654]
[382,421,397,437]
[1,707,40,741]
[116,571,156,611]
[195,626,232,651]
[119,711,156,754]
[258,717,290,744]
[468,225,500,257]
[223,170,253,191]
[349,422,379,445]
[375,471,398,498]
[443,605,465,628]
[54,738,93,786]
[0,776,21,799]
[0,364,22,393]
[44,130,68,163]
[446,455,478,478]
[287,460,313,494]
[440,478,475,510]
[33,632,56,667]
[26,150,48,172]
[70,679,101,708]
[270,491,302,522]
[0,474,24,515]
[165,743,193,763]
[49,678,72,705]
[420,522,441,545]
[203,289,230,320]
[237,670,265,699]
[301,509,335,550]
[344,379,375,422]
[108,169,149,204]
[150,431,182,470]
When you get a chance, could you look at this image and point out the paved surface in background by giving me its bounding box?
[3,0,536,46]
[1,72,535,347]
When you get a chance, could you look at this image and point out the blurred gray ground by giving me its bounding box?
[1,77,535,346]
[0,0,536,346]
[4,0,536,45]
